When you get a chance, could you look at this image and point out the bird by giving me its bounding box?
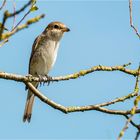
[23,21,70,122]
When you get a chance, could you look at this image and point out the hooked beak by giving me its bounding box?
[62,27,70,32]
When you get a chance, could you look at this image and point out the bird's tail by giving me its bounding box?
[23,82,38,123]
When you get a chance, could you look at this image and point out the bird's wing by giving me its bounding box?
[28,35,42,73]
[25,35,42,90]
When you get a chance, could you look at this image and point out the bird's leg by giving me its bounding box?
[45,75,53,86]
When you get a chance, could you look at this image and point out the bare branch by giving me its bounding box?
[118,115,134,140]
[0,63,139,116]
[124,115,140,132]
[0,14,45,44]
[11,10,30,31]
[11,0,16,30]
[118,64,140,140]
[0,63,137,83]
[0,0,6,10]
[0,63,138,116]
[135,132,140,140]
[8,0,32,17]
[0,10,9,39]
[129,0,140,39]
[25,82,140,115]
[0,0,32,40]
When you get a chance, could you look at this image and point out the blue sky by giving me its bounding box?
[0,0,140,139]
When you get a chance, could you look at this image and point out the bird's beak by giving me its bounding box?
[62,27,70,32]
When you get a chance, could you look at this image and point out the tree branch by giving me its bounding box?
[135,131,140,140]
[0,14,45,42]
[129,0,140,39]
[0,0,6,10]
[25,82,140,115]
[118,64,140,140]
[0,63,139,116]
[0,63,137,83]
[11,0,16,30]
[94,71,139,107]
[0,0,32,40]
[124,115,140,132]
[7,0,32,17]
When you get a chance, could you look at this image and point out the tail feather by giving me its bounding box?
[23,82,38,123]
[23,91,35,122]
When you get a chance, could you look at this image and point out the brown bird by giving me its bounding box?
[23,21,70,122]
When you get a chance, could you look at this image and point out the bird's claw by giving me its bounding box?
[45,75,52,86]
[37,74,44,87]
[37,74,52,86]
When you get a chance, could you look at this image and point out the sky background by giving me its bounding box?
[0,0,140,139]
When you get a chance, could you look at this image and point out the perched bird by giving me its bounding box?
[23,21,70,122]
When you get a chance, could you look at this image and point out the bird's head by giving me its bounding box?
[43,21,70,41]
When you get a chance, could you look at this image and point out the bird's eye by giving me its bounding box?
[54,25,59,29]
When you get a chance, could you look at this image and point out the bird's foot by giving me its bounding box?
[37,74,45,87]
[36,74,52,86]
[45,75,53,86]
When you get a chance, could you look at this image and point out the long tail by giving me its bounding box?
[23,82,38,123]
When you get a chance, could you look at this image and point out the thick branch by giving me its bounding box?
[0,64,138,116]
[0,64,137,83]
[25,82,140,115]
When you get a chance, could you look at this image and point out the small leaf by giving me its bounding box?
[30,5,38,12]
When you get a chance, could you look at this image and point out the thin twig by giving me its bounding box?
[0,14,45,47]
[129,0,132,25]
[124,115,140,132]
[0,0,6,10]
[118,115,134,140]
[12,10,30,31]
[11,0,16,30]
[0,0,32,40]
[94,64,139,108]
[11,0,37,31]
[8,0,32,17]
[135,132,140,140]
[0,10,8,40]
[129,0,140,39]
[0,38,8,47]
[118,64,140,140]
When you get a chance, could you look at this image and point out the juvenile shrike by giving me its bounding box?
[23,21,70,122]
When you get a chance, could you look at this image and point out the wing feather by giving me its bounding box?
[29,35,42,73]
